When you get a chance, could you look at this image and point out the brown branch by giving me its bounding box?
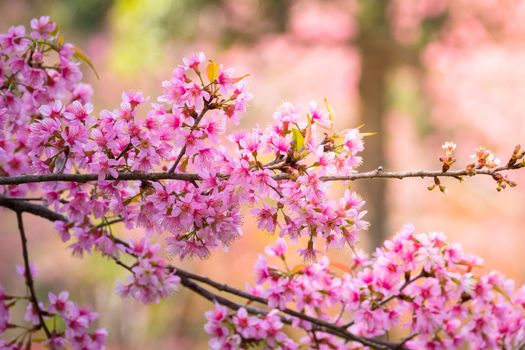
[0,197,66,221]
[1,197,405,350]
[0,162,522,186]
[0,172,199,186]
[15,211,52,341]
[319,163,524,182]
[176,275,398,349]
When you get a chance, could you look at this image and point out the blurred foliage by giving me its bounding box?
[358,0,390,38]
[55,0,113,33]
[108,0,291,73]
[23,0,113,34]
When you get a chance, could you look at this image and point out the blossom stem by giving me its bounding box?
[168,103,210,173]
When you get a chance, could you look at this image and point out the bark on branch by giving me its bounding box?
[0,162,522,186]
[15,211,52,341]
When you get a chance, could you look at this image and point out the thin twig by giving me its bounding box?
[375,272,426,309]
[15,211,52,340]
[168,104,210,173]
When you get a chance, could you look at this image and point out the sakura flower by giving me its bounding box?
[265,238,287,258]
[48,291,73,314]
[30,16,56,39]
[183,51,206,71]
[252,205,278,233]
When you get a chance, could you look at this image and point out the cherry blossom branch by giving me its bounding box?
[111,252,402,350]
[0,161,522,186]
[169,265,401,349]
[0,197,406,350]
[176,274,399,349]
[15,211,52,340]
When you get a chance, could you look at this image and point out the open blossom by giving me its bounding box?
[30,16,56,39]
[442,141,456,156]
[48,291,73,314]
[15,263,38,278]
[265,238,287,258]
[182,51,206,71]
[252,205,278,233]
[471,146,500,168]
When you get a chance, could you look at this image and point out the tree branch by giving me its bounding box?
[0,162,522,186]
[318,163,523,182]
[1,197,406,350]
[15,211,52,340]
[0,172,199,186]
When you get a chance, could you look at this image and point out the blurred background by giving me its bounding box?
[1,0,525,348]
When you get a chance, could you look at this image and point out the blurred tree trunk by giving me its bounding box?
[358,40,392,250]
[356,1,398,250]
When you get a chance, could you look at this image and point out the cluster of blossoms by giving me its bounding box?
[0,16,368,266]
[40,291,106,350]
[0,282,105,350]
[205,304,297,350]
[218,225,525,349]
[115,238,180,304]
[234,102,368,260]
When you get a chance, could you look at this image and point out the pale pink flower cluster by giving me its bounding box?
[204,304,297,350]
[0,16,90,198]
[116,238,180,304]
[43,291,107,350]
[237,225,525,349]
[234,103,368,260]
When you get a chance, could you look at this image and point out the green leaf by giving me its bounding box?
[493,285,512,303]
[324,98,334,123]
[73,46,99,80]
[206,60,219,82]
[290,264,307,275]
[292,128,304,151]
